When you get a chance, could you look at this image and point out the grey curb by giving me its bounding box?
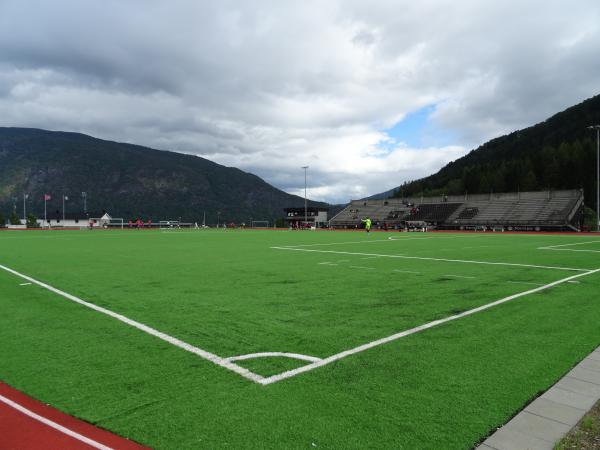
[478,345,600,450]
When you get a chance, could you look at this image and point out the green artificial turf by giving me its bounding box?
[1,229,599,449]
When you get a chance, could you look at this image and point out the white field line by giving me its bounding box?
[283,235,481,249]
[0,264,265,384]
[259,268,600,385]
[270,247,590,272]
[538,240,600,253]
[318,262,338,266]
[393,269,422,275]
[0,394,113,450]
[225,352,322,363]
[349,266,375,270]
[540,248,600,253]
[443,274,475,279]
[507,281,544,286]
[538,240,600,249]
[19,282,32,286]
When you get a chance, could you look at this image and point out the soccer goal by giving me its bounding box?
[109,218,124,229]
[251,220,270,228]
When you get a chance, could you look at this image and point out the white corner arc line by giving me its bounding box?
[270,247,590,272]
[225,352,322,363]
[0,394,113,450]
[257,268,600,385]
[0,264,264,384]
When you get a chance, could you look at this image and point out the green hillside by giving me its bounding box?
[0,128,327,223]
[391,94,600,213]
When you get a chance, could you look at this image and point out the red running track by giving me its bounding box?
[0,382,149,450]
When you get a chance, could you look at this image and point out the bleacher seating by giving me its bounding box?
[329,189,583,231]
[406,203,461,223]
[457,207,479,220]
[446,190,583,230]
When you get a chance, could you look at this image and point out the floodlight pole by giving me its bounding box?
[589,125,600,231]
[302,166,308,228]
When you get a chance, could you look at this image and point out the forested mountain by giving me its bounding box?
[389,94,600,212]
[0,128,327,223]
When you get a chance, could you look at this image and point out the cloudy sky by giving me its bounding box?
[1,1,600,203]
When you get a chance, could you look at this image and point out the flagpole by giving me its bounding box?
[44,196,47,227]
[23,193,26,223]
[62,195,65,221]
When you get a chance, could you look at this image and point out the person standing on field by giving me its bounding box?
[362,217,372,233]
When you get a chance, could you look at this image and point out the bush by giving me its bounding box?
[583,206,598,231]
[26,213,40,228]
[9,211,22,226]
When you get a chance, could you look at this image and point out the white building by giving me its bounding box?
[42,212,115,228]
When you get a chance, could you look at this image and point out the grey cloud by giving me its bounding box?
[0,0,599,203]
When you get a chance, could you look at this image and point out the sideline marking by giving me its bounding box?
[0,394,113,450]
[349,266,375,270]
[226,352,322,363]
[259,268,600,385]
[271,247,590,272]
[0,264,265,385]
[19,282,32,286]
[393,269,421,275]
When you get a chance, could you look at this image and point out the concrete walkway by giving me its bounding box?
[479,345,600,450]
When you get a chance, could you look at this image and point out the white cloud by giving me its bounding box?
[1,0,599,203]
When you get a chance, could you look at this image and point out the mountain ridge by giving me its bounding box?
[372,94,600,213]
[0,127,328,223]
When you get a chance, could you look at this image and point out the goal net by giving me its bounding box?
[109,218,124,229]
[251,220,270,228]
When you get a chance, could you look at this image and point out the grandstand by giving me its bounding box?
[329,189,584,231]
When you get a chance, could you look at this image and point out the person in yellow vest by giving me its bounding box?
[362,217,372,233]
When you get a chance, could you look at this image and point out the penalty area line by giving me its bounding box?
[270,246,590,272]
[0,264,265,385]
[259,267,600,385]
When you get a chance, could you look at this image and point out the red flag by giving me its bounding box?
[44,194,51,201]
